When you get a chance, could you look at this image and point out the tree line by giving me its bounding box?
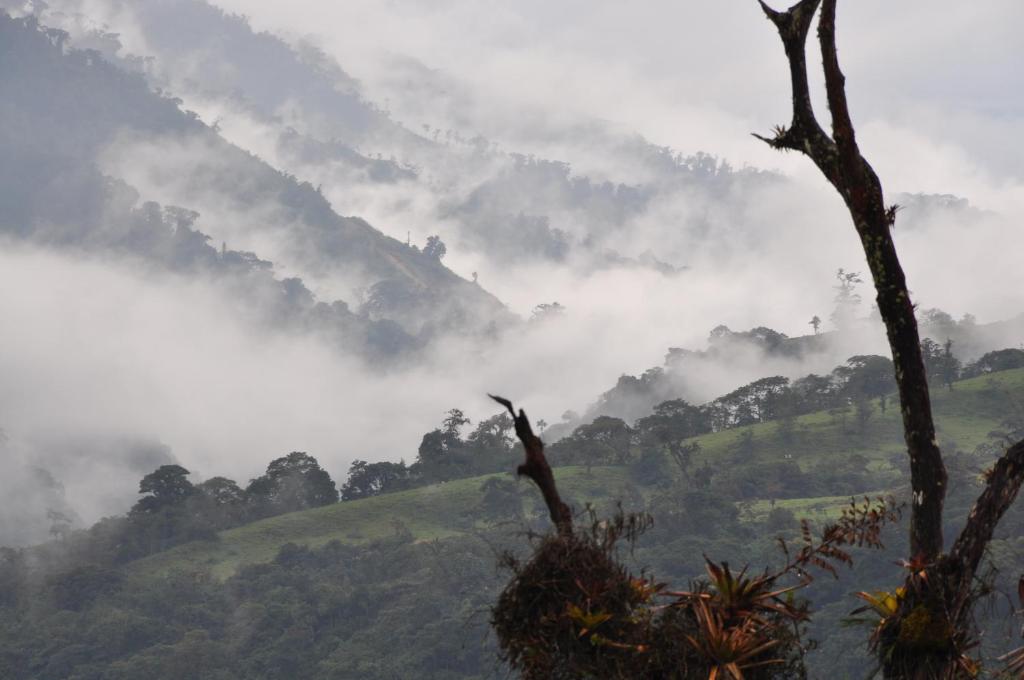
[343,345,1024,504]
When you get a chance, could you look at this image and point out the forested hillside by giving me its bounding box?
[3,365,1023,678]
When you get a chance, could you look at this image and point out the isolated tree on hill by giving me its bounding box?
[466,412,516,470]
[830,267,862,329]
[809,314,821,334]
[529,302,565,323]
[942,338,961,391]
[571,415,634,466]
[131,464,195,514]
[835,355,895,404]
[192,476,247,527]
[416,430,448,468]
[423,234,447,261]
[442,408,470,442]
[340,460,411,500]
[196,477,245,507]
[636,399,709,480]
[416,410,473,481]
[753,0,1024,675]
[247,452,337,512]
[919,338,945,385]
[469,411,513,447]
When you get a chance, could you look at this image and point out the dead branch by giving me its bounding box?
[950,439,1024,590]
[490,394,573,535]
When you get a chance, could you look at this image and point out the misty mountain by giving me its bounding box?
[9,0,776,276]
[549,312,1024,437]
[0,11,510,362]
[16,0,1008,306]
[15,0,413,150]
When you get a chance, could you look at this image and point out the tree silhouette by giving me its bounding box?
[442,408,470,442]
[246,452,337,512]
[131,464,195,514]
[830,268,862,329]
[423,234,447,261]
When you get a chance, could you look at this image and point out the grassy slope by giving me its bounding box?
[135,466,632,580]
[691,367,1024,466]
[134,368,1024,580]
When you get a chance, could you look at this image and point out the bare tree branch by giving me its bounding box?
[817,0,858,160]
[753,0,835,160]
[756,0,947,561]
[950,439,1024,588]
[490,394,573,535]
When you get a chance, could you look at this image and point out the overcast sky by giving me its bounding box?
[215,0,1024,195]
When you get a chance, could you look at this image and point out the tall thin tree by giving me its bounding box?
[755,1,1024,675]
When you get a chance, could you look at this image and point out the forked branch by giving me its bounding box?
[756,0,946,562]
[753,0,835,167]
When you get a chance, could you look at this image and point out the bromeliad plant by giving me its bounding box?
[851,587,905,638]
[683,600,786,680]
[665,562,809,680]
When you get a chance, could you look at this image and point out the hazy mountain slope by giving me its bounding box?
[123,0,418,149]
[549,314,1024,436]
[0,11,510,347]
[13,0,1006,329]
[10,0,780,274]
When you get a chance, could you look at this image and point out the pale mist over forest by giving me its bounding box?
[1,1,1024,677]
